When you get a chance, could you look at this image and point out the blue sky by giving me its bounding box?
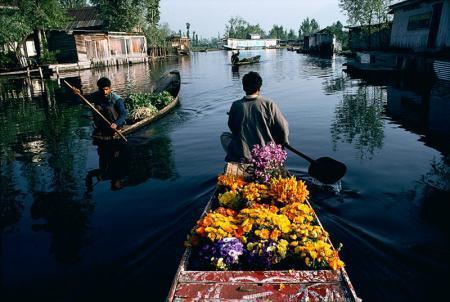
[160,0,348,39]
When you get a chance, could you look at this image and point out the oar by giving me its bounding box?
[285,144,347,184]
[64,80,127,143]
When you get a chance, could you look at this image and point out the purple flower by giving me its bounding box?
[199,237,244,270]
[245,239,281,269]
[250,143,287,183]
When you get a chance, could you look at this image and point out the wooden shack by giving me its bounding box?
[390,0,450,51]
[46,6,147,71]
[48,31,147,68]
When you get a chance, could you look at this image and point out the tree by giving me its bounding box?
[92,0,144,32]
[0,0,68,65]
[339,0,392,49]
[224,16,266,39]
[299,17,320,38]
[326,21,349,50]
[287,29,297,40]
[186,22,190,39]
[0,7,31,66]
[268,25,286,40]
[58,0,87,8]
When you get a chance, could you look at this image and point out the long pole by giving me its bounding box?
[63,80,127,143]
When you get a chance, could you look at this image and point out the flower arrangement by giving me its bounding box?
[186,143,345,271]
[250,142,287,183]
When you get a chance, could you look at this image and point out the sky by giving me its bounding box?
[160,0,348,39]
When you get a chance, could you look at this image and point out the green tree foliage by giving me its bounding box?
[326,21,349,49]
[339,0,392,48]
[268,25,287,40]
[92,0,144,32]
[339,0,392,26]
[0,0,67,65]
[299,17,320,38]
[225,16,265,39]
[58,0,87,8]
[186,22,190,39]
[287,29,297,40]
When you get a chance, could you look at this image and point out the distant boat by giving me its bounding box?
[232,55,261,66]
[178,50,190,56]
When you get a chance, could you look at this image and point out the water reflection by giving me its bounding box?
[386,80,450,153]
[331,85,386,158]
[86,137,176,192]
[31,191,94,263]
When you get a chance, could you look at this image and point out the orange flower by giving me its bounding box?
[217,174,247,191]
[269,176,310,204]
[270,230,281,241]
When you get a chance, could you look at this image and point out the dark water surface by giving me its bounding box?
[1,50,449,301]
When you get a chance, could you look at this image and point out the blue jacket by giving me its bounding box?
[89,91,127,127]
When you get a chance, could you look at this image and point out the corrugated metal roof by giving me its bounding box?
[65,7,104,30]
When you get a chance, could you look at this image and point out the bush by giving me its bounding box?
[0,51,19,69]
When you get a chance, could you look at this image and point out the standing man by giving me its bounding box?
[221,71,289,162]
[76,77,127,137]
[231,50,240,64]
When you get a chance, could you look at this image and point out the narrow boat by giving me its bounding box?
[167,163,360,301]
[233,55,261,66]
[92,70,181,141]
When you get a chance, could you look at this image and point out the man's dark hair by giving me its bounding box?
[97,77,111,88]
[242,71,262,95]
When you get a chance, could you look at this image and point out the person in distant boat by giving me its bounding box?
[221,71,289,162]
[75,77,127,136]
[231,50,240,64]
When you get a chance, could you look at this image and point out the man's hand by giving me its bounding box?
[110,123,117,130]
[73,87,81,95]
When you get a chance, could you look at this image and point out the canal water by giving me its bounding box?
[1,50,449,302]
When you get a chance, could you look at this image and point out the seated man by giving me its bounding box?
[221,71,289,162]
[88,77,127,136]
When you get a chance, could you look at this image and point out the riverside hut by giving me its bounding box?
[389,0,450,51]
[46,7,147,71]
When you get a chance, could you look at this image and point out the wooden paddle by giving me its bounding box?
[285,144,346,184]
[63,80,127,143]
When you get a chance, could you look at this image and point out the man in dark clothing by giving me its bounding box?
[231,50,240,64]
[221,71,289,162]
[77,77,127,136]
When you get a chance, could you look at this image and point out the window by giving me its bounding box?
[407,12,432,30]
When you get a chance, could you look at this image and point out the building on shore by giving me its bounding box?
[169,35,190,55]
[302,29,341,55]
[389,0,450,52]
[222,34,278,50]
[347,23,392,51]
[46,7,147,71]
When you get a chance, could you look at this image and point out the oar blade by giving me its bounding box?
[308,157,347,184]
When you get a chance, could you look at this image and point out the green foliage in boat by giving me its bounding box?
[126,91,174,122]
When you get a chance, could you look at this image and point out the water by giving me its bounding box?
[1,50,449,302]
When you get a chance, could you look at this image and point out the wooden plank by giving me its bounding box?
[174,282,351,301]
[178,270,342,284]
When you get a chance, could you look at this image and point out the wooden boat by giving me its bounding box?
[167,163,360,301]
[233,55,261,66]
[92,70,181,141]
